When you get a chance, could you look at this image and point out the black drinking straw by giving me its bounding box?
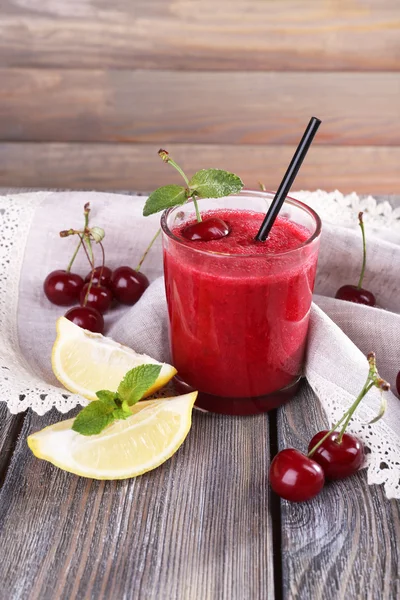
[255,116,321,242]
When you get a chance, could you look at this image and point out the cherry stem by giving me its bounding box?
[191,193,202,223]
[158,149,202,223]
[97,240,106,286]
[78,234,95,307]
[85,235,94,266]
[307,411,351,458]
[84,203,90,229]
[307,351,389,455]
[66,237,83,273]
[337,380,374,442]
[357,212,367,289]
[136,228,161,272]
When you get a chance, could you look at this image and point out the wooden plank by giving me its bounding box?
[1,1,400,71]
[0,408,273,599]
[0,404,25,485]
[1,69,400,146]
[278,382,400,600]
[0,143,399,194]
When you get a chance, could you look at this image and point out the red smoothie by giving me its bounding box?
[162,202,320,415]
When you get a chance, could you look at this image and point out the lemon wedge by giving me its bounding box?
[52,317,177,401]
[27,392,197,479]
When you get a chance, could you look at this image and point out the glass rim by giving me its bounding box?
[160,189,322,259]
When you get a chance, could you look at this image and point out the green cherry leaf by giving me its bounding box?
[72,402,115,436]
[143,185,188,216]
[367,393,387,425]
[189,169,243,199]
[90,226,105,243]
[117,364,162,406]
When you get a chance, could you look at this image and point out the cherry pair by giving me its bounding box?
[269,431,363,503]
[269,352,390,503]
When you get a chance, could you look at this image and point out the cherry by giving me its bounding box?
[335,285,376,306]
[44,270,84,306]
[396,371,400,396]
[110,267,149,305]
[269,448,325,502]
[64,306,104,334]
[308,431,364,480]
[182,217,230,242]
[84,266,113,288]
[335,212,376,306]
[80,283,112,314]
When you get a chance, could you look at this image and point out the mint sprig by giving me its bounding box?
[188,169,242,199]
[72,364,162,436]
[143,149,243,221]
[143,185,187,216]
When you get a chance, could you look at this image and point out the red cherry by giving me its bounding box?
[44,270,84,306]
[64,306,104,334]
[335,285,376,306]
[111,267,149,305]
[308,431,364,480]
[182,217,230,241]
[84,266,113,288]
[396,371,400,396]
[80,283,112,314]
[269,448,325,502]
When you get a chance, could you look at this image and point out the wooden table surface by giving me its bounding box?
[0,193,399,600]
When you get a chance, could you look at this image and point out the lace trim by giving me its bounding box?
[308,372,400,500]
[0,193,88,414]
[296,190,400,233]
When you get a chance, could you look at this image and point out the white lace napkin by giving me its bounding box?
[0,191,399,499]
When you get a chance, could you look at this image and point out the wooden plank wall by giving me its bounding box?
[0,1,399,193]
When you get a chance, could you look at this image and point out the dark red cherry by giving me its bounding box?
[308,431,364,480]
[64,306,104,334]
[396,371,400,396]
[80,283,112,314]
[84,266,113,288]
[44,270,84,306]
[335,285,376,306]
[269,448,325,502]
[111,267,149,305]
[182,217,230,241]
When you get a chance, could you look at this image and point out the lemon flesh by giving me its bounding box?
[27,393,197,479]
[52,317,177,401]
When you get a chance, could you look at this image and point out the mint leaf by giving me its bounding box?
[112,399,132,420]
[112,407,131,420]
[189,169,243,198]
[96,390,118,409]
[117,364,162,406]
[121,399,131,414]
[143,185,187,216]
[72,402,115,436]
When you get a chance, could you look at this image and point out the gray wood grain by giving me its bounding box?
[0,403,25,484]
[0,408,273,600]
[2,143,400,194]
[1,69,399,146]
[278,382,400,600]
[1,0,399,71]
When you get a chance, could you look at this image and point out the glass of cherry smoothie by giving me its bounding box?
[161,190,321,415]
